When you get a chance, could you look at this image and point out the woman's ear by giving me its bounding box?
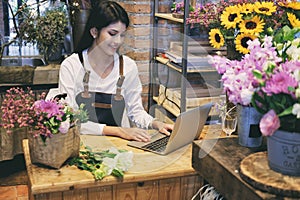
[90,27,98,39]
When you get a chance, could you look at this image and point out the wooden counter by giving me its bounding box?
[24,125,225,200]
[192,137,300,199]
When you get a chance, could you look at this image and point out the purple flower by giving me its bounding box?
[259,110,280,136]
[263,71,298,95]
[33,100,64,118]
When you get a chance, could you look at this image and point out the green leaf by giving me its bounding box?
[278,106,293,117]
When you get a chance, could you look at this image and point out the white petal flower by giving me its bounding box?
[116,151,134,171]
[292,103,300,119]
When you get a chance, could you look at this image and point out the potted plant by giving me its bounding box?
[19,6,68,62]
[171,1,195,19]
[0,87,88,168]
[208,0,300,175]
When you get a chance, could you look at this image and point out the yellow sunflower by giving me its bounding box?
[254,1,277,16]
[287,12,300,28]
[235,33,257,54]
[238,3,255,15]
[279,2,300,10]
[239,15,265,35]
[209,29,225,49]
[220,5,242,29]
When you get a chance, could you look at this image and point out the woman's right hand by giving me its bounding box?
[103,126,151,142]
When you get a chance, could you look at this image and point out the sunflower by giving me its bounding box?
[279,2,300,10]
[209,28,225,49]
[238,3,255,15]
[287,12,300,28]
[235,33,257,54]
[239,15,265,35]
[254,1,277,16]
[220,5,242,29]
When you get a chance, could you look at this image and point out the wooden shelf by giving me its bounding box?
[155,56,217,73]
[154,13,183,23]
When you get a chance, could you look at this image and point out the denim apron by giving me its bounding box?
[75,52,125,126]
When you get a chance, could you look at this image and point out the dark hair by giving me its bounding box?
[75,1,130,53]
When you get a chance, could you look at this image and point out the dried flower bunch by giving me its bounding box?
[187,0,299,54]
[0,87,88,142]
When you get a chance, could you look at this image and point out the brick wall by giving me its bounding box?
[118,0,179,111]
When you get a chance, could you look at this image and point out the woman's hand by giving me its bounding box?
[151,120,174,136]
[103,126,151,142]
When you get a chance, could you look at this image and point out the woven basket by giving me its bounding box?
[0,127,28,161]
[28,126,80,169]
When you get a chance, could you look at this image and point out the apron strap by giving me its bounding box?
[78,52,125,99]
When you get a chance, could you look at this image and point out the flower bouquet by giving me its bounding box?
[0,87,88,168]
[187,0,290,56]
[69,146,133,180]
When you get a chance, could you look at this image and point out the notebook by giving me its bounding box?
[127,103,212,155]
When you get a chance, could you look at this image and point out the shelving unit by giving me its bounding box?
[149,0,224,121]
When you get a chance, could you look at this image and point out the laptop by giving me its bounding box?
[127,103,212,155]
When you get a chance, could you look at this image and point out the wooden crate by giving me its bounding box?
[157,84,225,116]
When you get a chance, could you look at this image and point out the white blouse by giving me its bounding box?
[58,50,153,135]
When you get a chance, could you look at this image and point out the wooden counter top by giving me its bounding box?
[23,124,225,197]
[192,137,299,199]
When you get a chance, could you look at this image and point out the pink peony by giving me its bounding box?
[263,71,298,95]
[259,110,280,136]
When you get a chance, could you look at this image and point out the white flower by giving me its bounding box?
[292,103,300,119]
[58,118,70,133]
[240,89,254,106]
[102,157,117,175]
[116,151,134,171]
[286,45,300,61]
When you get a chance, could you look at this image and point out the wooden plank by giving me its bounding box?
[159,177,181,200]
[63,189,88,200]
[33,64,60,84]
[240,152,300,198]
[0,66,35,84]
[114,181,159,200]
[192,138,282,199]
[180,175,203,200]
[88,186,113,200]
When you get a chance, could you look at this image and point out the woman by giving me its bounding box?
[58,0,173,142]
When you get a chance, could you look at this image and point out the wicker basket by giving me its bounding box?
[28,126,80,169]
[0,127,28,161]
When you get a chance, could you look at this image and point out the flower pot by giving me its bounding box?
[172,13,184,19]
[0,127,28,161]
[267,129,300,176]
[237,104,263,147]
[28,126,80,169]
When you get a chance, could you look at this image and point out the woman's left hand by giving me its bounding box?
[151,120,174,136]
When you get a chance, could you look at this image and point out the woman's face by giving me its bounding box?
[94,21,127,56]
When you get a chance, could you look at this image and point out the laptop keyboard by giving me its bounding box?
[141,136,170,152]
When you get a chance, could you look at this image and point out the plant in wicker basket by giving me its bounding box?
[0,87,88,168]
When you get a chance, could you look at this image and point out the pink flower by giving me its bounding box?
[33,100,64,119]
[259,110,280,136]
[263,71,298,95]
[59,118,70,133]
